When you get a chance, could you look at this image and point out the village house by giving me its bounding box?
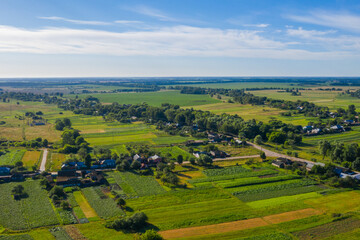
[305,162,325,171]
[0,167,10,176]
[272,157,293,168]
[148,155,162,166]
[209,150,229,158]
[56,170,81,187]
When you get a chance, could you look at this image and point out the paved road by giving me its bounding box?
[39,148,48,172]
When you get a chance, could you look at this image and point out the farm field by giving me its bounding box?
[0,180,59,230]
[46,151,67,172]
[0,149,26,165]
[1,80,360,240]
[190,102,317,125]
[249,89,360,110]
[21,150,42,168]
[67,90,221,107]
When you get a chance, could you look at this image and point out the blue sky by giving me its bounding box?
[1,0,360,77]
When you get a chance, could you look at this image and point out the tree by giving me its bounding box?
[55,120,65,131]
[319,140,331,160]
[137,229,164,240]
[116,198,126,209]
[15,161,23,167]
[260,152,266,160]
[119,160,130,171]
[63,118,72,128]
[78,147,88,160]
[196,154,213,166]
[42,139,48,147]
[61,201,71,210]
[177,155,183,165]
[131,160,141,170]
[85,154,92,168]
[49,186,65,200]
[352,157,360,171]
[12,185,24,195]
[254,135,263,145]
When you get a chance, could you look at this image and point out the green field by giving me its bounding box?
[0,149,26,165]
[67,90,220,107]
[249,89,360,110]
[0,180,59,230]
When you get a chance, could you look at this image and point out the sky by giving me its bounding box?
[1,0,360,77]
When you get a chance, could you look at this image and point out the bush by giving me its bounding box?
[106,212,148,231]
[136,229,164,240]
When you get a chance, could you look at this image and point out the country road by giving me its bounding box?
[247,142,314,165]
[40,148,48,172]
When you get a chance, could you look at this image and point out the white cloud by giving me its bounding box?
[125,5,176,22]
[286,27,360,50]
[114,20,143,25]
[287,11,360,33]
[287,27,336,38]
[243,24,269,28]
[0,24,356,60]
[38,16,112,26]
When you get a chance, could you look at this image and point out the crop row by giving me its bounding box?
[235,185,323,202]
[0,180,58,230]
[188,169,278,184]
[230,179,316,194]
[81,187,123,219]
[218,175,301,189]
[203,166,251,177]
[109,171,166,197]
[0,149,26,165]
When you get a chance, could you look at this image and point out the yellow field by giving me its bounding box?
[73,191,98,218]
[262,208,321,224]
[22,150,42,167]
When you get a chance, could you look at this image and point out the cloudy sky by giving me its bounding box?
[1,0,360,77]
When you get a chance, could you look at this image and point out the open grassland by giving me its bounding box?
[81,187,123,219]
[0,180,59,230]
[68,90,220,107]
[21,150,41,167]
[46,151,67,172]
[0,149,26,165]
[107,171,166,197]
[0,101,62,142]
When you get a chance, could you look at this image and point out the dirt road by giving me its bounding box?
[39,148,48,172]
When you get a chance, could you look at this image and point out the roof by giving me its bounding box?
[0,167,10,172]
[149,155,161,160]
